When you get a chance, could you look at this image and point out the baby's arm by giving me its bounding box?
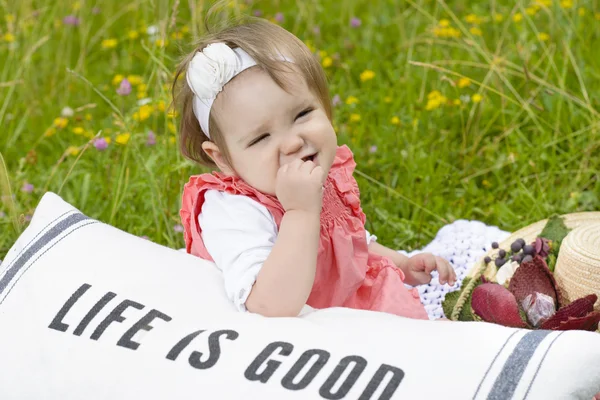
[247,160,324,317]
[368,241,410,271]
[246,209,320,317]
[200,191,318,317]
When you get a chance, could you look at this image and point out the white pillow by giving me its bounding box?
[1,192,599,399]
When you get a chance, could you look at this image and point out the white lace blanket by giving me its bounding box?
[399,220,510,320]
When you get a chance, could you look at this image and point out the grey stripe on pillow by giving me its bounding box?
[0,212,92,300]
[487,330,553,399]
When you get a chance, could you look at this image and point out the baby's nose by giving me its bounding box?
[281,134,304,155]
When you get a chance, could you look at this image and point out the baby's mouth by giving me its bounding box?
[302,153,318,163]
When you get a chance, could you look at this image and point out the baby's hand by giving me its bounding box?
[403,253,456,287]
[276,159,324,214]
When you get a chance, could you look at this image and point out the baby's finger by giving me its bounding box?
[436,258,451,284]
[423,254,437,274]
[299,162,316,176]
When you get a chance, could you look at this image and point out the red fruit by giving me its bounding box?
[540,294,598,330]
[472,283,528,328]
[508,256,559,307]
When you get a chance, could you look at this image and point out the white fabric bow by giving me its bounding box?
[185,43,257,138]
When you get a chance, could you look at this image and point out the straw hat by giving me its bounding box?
[468,212,600,310]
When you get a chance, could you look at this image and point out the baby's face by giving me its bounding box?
[212,66,337,196]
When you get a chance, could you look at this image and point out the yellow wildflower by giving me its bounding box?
[425,90,447,110]
[538,32,550,41]
[127,75,143,86]
[101,38,118,49]
[72,1,81,11]
[167,109,179,118]
[384,96,392,103]
[453,99,461,106]
[171,31,183,40]
[72,127,85,135]
[345,96,359,105]
[433,26,461,38]
[116,133,131,145]
[390,116,400,125]
[560,0,573,9]
[5,14,15,23]
[465,14,482,24]
[44,127,56,137]
[128,30,139,40]
[157,101,166,112]
[112,74,124,86]
[169,137,176,145]
[482,179,491,188]
[595,12,600,20]
[54,117,68,129]
[319,50,327,59]
[66,146,80,156]
[84,130,95,139]
[85,113,93,121]
[181,25,190,34]
[155,38,169,47]
[104,137,112,145]
[494,14,504,22]
[133,104,153,122]
[470,27,483,36]
[438,19,450,27]
[457,77,471,88]
[137,83,147,93]
[350,113,361,122]
[526,7,538,16]
[472,93,483,103]
[578,7,586,16]
[137,91,147,99]
[412,118,419,128]
[168,122,177,134]
[536,0,552,7]
[360,70,375,82]
[322,57,333,68]
[3,33,16,42]
[513,13,523,22]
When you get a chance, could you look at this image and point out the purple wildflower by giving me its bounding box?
[116,78,132,96]
[63,15,80,26]
[350,17,362,28]
[24,214,32,222]
[92,7,101,15]
[253,10,263,17]
[369,145,377,153]
[0,211,6,218]
[313,26,321,35]
[332,94,341,107]
[94,138,108,151]
[21,183,34,193]
[146,130,156,146]
[275,12,284,23]
[140,235,150,240]
[173,224,184,233]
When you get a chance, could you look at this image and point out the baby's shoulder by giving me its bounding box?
[200,190,276,226]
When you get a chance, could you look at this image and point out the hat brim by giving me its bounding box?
[468,211,600,281]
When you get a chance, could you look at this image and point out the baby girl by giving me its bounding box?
[173,18,455,318]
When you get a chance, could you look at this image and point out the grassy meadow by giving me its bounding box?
[1,0,599,259]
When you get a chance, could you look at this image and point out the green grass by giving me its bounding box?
[1,0,599,259]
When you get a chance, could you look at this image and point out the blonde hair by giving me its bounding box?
[172,18,332,168]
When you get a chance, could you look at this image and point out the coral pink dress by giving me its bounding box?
[180,145,428,319]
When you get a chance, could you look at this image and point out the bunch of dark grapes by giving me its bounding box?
[483,238,536,268]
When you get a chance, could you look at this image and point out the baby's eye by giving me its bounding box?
[295,107,314,121]
[249,133,269,147]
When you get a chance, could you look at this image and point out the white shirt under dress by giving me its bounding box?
[198,189,378,312]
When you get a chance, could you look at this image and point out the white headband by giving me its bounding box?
[186,43,258,138]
